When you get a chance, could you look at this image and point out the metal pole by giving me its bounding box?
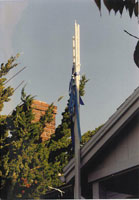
[73,21,81,199]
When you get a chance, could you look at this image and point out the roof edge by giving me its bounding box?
[63,87,139,182]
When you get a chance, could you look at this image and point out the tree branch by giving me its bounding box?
[48,186,65,196]
[124,30,139,40]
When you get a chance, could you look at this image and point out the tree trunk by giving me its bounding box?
[7,181,15,200]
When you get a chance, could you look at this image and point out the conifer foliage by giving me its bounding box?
[1,87,55,199]
[47,75,89,186]
[81,125,103,146]
[0,54,20,198]
[0,74,89,199]
[0,54,19,112]
[0,56,99,199]
[0,56,58,199]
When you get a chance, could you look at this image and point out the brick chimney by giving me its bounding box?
[31,100,57,141]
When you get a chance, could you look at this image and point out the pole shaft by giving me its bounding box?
[74,21,81,199]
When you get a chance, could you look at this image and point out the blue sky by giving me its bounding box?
[0,0,139,134]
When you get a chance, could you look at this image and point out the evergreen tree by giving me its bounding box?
[1,88,55,199]
[0,54,20,198]
[0,54,19,112]
[47,75,89,186]
[0,57,102,199]
[81,125,103,146]
[47,75,104,197]
[0,57,90,199]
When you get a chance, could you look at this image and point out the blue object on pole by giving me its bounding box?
[68,68,84,147]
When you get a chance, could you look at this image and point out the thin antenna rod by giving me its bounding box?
[14,80,25,92]
[5,66,27,84]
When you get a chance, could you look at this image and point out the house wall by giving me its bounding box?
[62,88,139,199]
[31,100,57,141]
[84,114,139,199]
[88,115,139,183]
[98,168,139,198]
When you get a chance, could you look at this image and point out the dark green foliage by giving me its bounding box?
[48,106,73,170]
[0,58,101,199]
[81,125,103,146]
[79,75,89,97]
[0,56,59,199]
[0,58,90,199]
[46,75,89,187]
[0,88,55,199]
[0,54,19,112]
[0,55,20,198]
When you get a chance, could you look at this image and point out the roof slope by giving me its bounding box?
[63,87,139,183]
